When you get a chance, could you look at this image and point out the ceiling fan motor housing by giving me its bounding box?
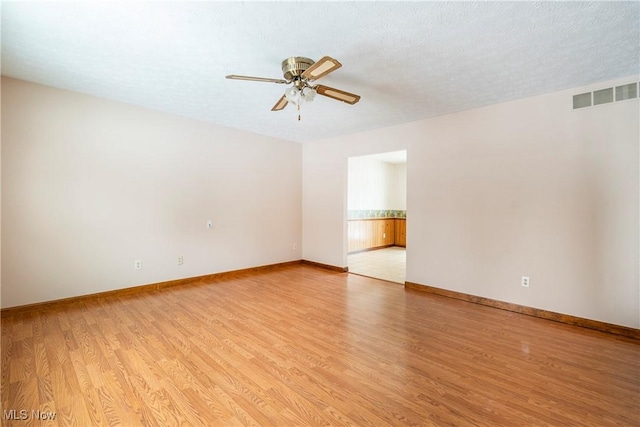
[282,57,314,82]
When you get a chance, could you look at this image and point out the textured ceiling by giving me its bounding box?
[2,1,639,143]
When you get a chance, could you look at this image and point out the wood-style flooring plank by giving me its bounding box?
[1,264,639,426]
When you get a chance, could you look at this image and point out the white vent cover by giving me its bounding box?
[573,92,591,109]
[574,81,638,110]
[593,88,613,105]
[616,83,638,101]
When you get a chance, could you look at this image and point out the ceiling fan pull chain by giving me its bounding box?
[298,103,301,121]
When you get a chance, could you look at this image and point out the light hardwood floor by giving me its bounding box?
[348,247,406,284]
[2,264,639,426]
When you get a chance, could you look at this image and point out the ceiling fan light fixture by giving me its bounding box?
[284,85,316,106]
[302,86,316,102]
[285,86,301,104]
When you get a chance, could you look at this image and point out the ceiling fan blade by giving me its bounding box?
[271,94,288,111]
[302,56,342,81]
[226,75,288,84]
[315,85,361,105]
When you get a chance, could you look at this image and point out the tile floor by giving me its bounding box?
[348,246,406,284]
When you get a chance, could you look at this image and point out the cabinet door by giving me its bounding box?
[361,221,369,251]
[384,219,395,245]
[348,221,358,253]
[349,219,400,252]
[354,221,368,252]
[372,220,383,247]
[348,220,374,252]
[395,219,406,247]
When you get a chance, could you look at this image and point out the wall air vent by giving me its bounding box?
[573,81,638,110]
[593,88,613,105]
[616,82,637,101]
[573,92,591,109]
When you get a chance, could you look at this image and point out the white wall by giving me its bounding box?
[1,77,302,308]
[348,157,406,211]
[303,76,639,328]
[390,163,406,211]
[3,75,638,328]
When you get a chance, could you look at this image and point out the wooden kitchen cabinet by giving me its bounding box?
[348,218,398,253]
[347,220,365,253]
[394,219,406,247]
[383,219,395,245]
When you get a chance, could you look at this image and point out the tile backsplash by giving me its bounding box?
[347,210,406,219]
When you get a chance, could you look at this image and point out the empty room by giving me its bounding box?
[1,2,639,426]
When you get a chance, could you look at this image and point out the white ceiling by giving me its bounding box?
[2,1,638,143]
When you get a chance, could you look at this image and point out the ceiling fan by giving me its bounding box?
[226,56,361,120]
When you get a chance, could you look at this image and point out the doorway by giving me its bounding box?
[347,150,407,284]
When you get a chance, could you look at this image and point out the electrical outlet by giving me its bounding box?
[206,220,213,229]
[134,260,142,270]
[293,243,297,250]
[178,256,184,265]
[521,276,530,287]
